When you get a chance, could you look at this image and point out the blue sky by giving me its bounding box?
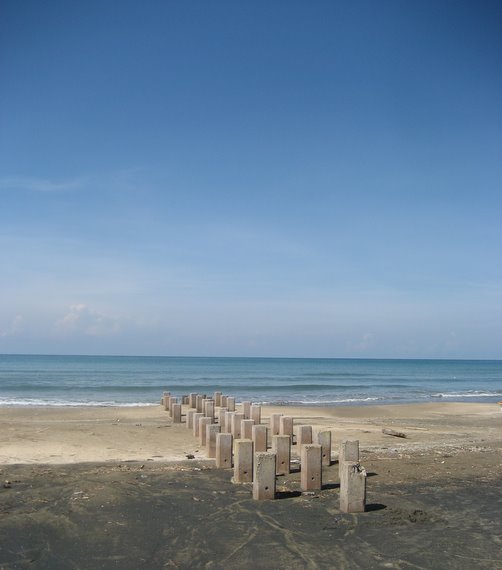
[1,0,501,358]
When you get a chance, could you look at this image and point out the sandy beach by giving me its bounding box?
[1,402,501,569]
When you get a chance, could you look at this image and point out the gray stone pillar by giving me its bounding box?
[227,397,236,412]
[233,439,253,483]
[216,433,233,468]
[193,413,204,437]
[241,419,255,440]
[214,391,222,407]
[272,435,291,475]
[300,444,322,492]
[172,403,182,423]
[279,416,293,438]
[218,407,228,430]
[252,424,268,452]
[189,393,197,408]
[250,404,261,424]
[242,401,251,419]
[253,452,276,500]
[225,412,235,434]
[199,417,212,446]
[270,413,282,436]
[297,425,313,447]
[204,400,215,421]
[221,395,228,407]
[231,413,245,439]
[339,440,359,477]
[317,430,332,466]
[339,462,366,513]
[206,424,221,458]
[196,395,204,413]
[186,409,196,430]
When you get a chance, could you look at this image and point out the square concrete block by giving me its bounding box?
[216,433,233,468]
[339,461,366,513]
[272,435,291,475]
[253,452,276,500]
[300,444,322,492]
[233,439,253,483]
[252,424,268,452]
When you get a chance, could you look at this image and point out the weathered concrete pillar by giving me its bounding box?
[241,419,255,440]
[218,407,228,430]
[339,462,366,513]
[272,435,291,475]
[186,409,196,430]
[242,401,251,419]
[317,430,332,466]
[225,412,235,434]
[214,391,222,406]
[193,413,204,437]
[172,403,182,423]
[253,452,276,500]
[233,439,253,483]
[216,433,233,468]
[189,393,197,408]
[252,424,268,452]
[162,391,170,409]
[227,397,236,412]
[231,413,245,439]
[206,424,221,458]
[270,413,282,436]
[300,444,322,492]
[250,404,261,424]
[196,395,204,413]
[204,400,215,421]
[221,395,228,407]
[280,416,293,438]
[297,425,313,447]
[199,417,212,446]
[168,397,177,417]
[339,440,359,477]
[182,395,189,405]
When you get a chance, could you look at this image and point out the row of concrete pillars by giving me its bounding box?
[161,391,366,511]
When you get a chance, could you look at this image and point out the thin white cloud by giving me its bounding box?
[55,304,122,337]
[0,176,83,193]
[0,315,24,337]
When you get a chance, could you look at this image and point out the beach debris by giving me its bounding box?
[185,454,195,459]
[3,480,12,489]
[382,428,407,438]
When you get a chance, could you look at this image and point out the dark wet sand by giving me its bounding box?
[1,445,501,570]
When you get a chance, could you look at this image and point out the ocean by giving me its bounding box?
[0,354,501,407]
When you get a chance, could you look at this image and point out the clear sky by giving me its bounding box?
[1,0,501,358]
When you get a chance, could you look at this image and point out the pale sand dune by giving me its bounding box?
[1,402,500,464]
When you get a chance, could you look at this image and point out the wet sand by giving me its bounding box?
[1,403,501,569]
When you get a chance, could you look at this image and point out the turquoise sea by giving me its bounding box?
[0,355,501,407]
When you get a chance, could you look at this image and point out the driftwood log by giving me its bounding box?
[382,428,407,438]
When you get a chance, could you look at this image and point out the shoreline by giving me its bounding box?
[1,401,500,465]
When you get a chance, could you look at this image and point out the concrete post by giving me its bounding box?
[317,430,332,466]
[196,395,204,413]
[300,444,322,492]
[199,417,212,446]
[253,452,276,500]
[162,391,170,409]
[339,440,359,477]
[242,401,251,419]
[221,395,228,407]
[216,433,233,468]
[280,416,293,438]
[241,419,255,440]
[193,413,204,437]
[172,403,182,423]
[206,424,221,458]
[189,393,197,408]
[272,435,291,475]
[250,404,261,424]
[225,412,235,434]
[270,413,282,436]
[339,462,367,513]
[252,424,268,452]
[227,397,236,412]
[297,425,313,447]
[231,413,245,439]
[233,439,253,483]
[182,395,189,405]
[214,391,222,407]
[168,397,177,417]
[186,409,196,430]
[218,407,228,430]
[204,400,215,421]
